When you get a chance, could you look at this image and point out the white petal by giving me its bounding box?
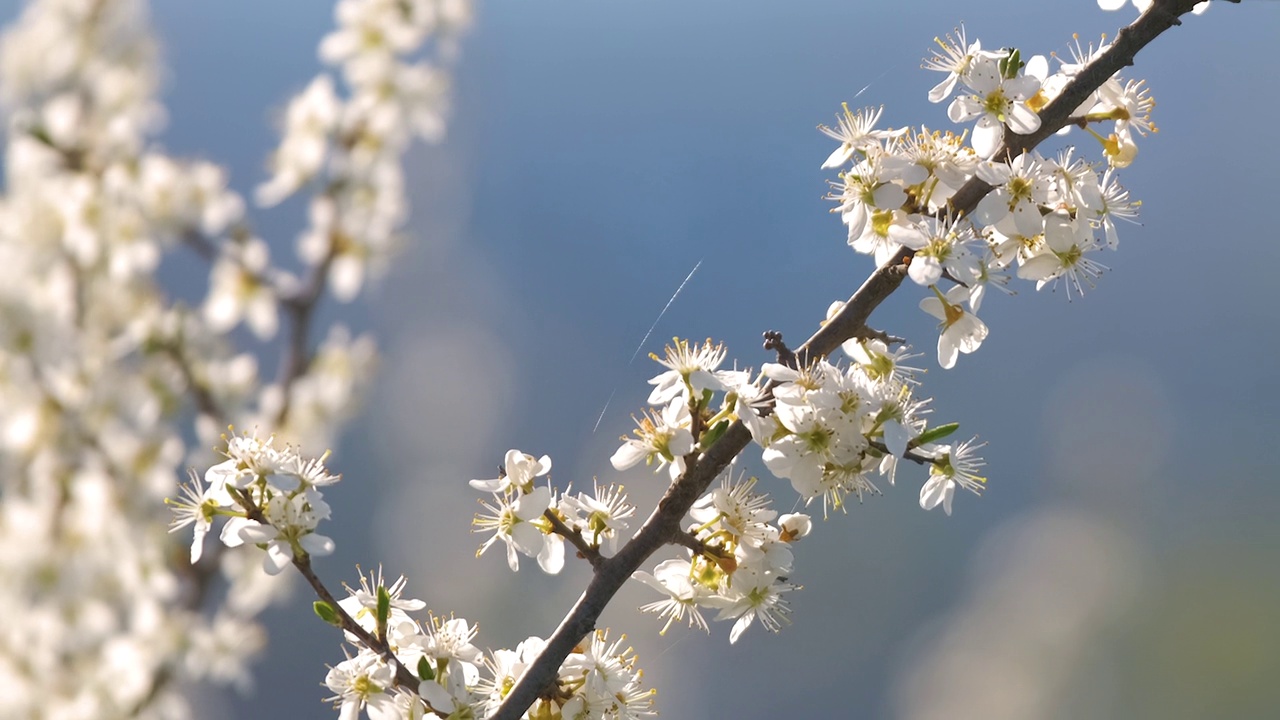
[1005,101,1042,134]
[948,96,983,124]
[937,332,959,370]
[236,519,278,544]
[919,296,946,322]
[263,541,294,575]
[468,477,504,493]
[1012,201,1045,238]
[971,116,1004,159]
[928,74,959,104]
[537,536,564,575]
[919,475,950,512]
[822,144,854,169]
[729,612,753,644]
[301,533,336,557]
[884,420,910,458]
[908,255,942,286]
[610,442,646,471]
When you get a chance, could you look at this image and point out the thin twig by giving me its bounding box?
[544,510,605,569]
[231,488,424,692]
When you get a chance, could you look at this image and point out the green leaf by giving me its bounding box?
[701,419,729,449]
[908,422,960,450]
[999,48,1023,79]
[417,655,435,681]
[376,585,391,637]
[313,601,340,626]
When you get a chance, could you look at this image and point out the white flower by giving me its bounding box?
[221,492,335,575]
[645,338,742,406]
[1017,210,1108,298]
[974,152,1052,237]
[840,337,923,386]
[203,236,279,339]
[632,558,711,635]
[922,25,995,104]
[337,567,426,644]
[947,53,1042,158]
[918,438,987,515]
[817,104,905,168]
[778,513,812,542]
[324,651,399,720]
[473,486,563,574]
[706,569,794,644]
[255,75,341,207]
[689,473,777,547]
[470,448,551,494]
[919,284,989,370]
[610,396,695,480]
[1091,168,1140,249]
[167,469,233,563]
[558,481,634,555]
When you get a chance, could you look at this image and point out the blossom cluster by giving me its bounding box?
[321,570,654,719]
[522,335,970,645]
[822,30,1145,370]
[470,449,638,573]
[256,0,470,303]
[0,0,468,716]
[170,432,339,574]
[636,475,811,644]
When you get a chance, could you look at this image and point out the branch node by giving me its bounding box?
[762,330,796,367]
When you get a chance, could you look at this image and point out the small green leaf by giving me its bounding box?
[376,585,391,637]
[908,422,960,450]
[701,419,729,449]
[999,48,1023,79]
[417,655,435,681]
[313,601,340,626]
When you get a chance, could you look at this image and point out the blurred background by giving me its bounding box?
[6,0,1278,717]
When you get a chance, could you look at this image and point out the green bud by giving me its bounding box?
[908,422,960,450]
[313,601,341,627]
[701,419,730,449]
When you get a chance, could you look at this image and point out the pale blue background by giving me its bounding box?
[7,0,1280,717]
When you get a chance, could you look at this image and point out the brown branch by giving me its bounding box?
[867,440,933,467]
[271,232,338,427]
[487,3,1210,718]
[544,510,605,569]
[230,488,424,692]
[669,529,733,563]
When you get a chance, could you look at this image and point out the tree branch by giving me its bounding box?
[231,488,424,692]
[489,3,1210,718]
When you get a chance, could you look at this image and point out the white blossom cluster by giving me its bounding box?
[486,336,948,650]
[600,337,977,639]
[257,0,470,302]
[170,432,339,574]
[470,450,638,573]
[0,0,467,716]
[636,475,812,645]
[320,569,654,719]
[824,29,1148,370]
